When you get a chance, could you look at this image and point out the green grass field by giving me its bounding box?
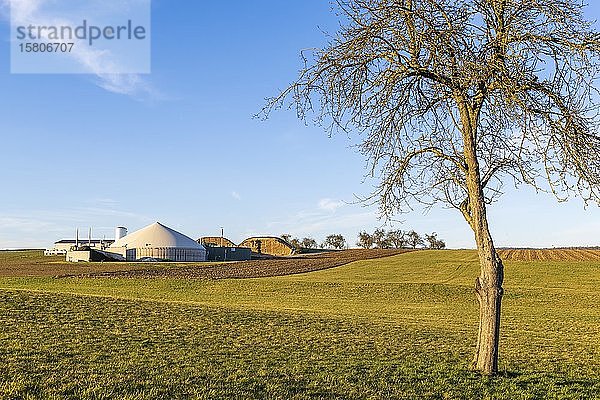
[1,250,599,399]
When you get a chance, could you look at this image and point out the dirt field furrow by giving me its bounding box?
[498,248,600,262]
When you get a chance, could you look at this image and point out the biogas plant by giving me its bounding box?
[44,222,295,263]
[45,222,207,263]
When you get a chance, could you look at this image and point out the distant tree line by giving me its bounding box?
[280,234,326,250]
[281,234,347,250]
[281,229,445,252]
[357,229,445,250]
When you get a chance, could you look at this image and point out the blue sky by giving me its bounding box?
[0,0,598,249]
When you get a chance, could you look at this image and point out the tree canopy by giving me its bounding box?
[267,0,600,220]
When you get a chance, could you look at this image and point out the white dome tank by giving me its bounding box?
[115,226,128,240]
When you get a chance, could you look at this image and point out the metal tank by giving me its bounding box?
[115,226,128,240]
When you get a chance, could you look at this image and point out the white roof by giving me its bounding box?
[110,222,205,250]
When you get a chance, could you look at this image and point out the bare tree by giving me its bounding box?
[290,238,302,250]
[372,228,391,248]
[406,230,424,249]
[264,0,600,375]
[425,232,446,250]
[301,237,319,249]
[281,234,301,250]
[357,231,375,248]
[386,229,407,248]
[323,234,347,249]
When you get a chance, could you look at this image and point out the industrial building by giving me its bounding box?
[57,223,301,263]
[199,236,252,261]
[200,236,236,248]
[106,222,207,262]
[204,246,252,262]
[238,236,295,256]
[66,248,123,263]
[45,238,114,256]
[200,235,296,258]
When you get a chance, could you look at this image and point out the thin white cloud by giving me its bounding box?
[266,206,378,241]
[0,215,63,249]
[2,0,39,20]
[88,198,119,209]
[231,191,242,201]
[318,198,346,212]
[0,205,152,249]
[2,0,156,98]
[0,215,57,233]
[293,211,377,236]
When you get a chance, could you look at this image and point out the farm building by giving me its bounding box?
[67,248,124,263]
[106,222,207,262]
[200,236,236,248]
[205,246,252,261]
[239,236,296,256]
[45,239,114,256]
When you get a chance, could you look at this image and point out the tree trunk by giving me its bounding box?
[459,101,505,376]
[470,204,504,375]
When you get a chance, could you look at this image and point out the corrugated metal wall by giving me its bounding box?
[129,247,206,262]
[206,247,252,261]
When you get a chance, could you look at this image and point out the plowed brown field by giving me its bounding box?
[498,248,600,261]
[0,249,410,278]
[73,249,411,280]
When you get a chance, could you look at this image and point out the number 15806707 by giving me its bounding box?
[19,42,74,53]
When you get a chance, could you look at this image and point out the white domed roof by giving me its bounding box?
[110,222,204,249]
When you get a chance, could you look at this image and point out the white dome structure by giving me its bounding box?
[108,222,206,262]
